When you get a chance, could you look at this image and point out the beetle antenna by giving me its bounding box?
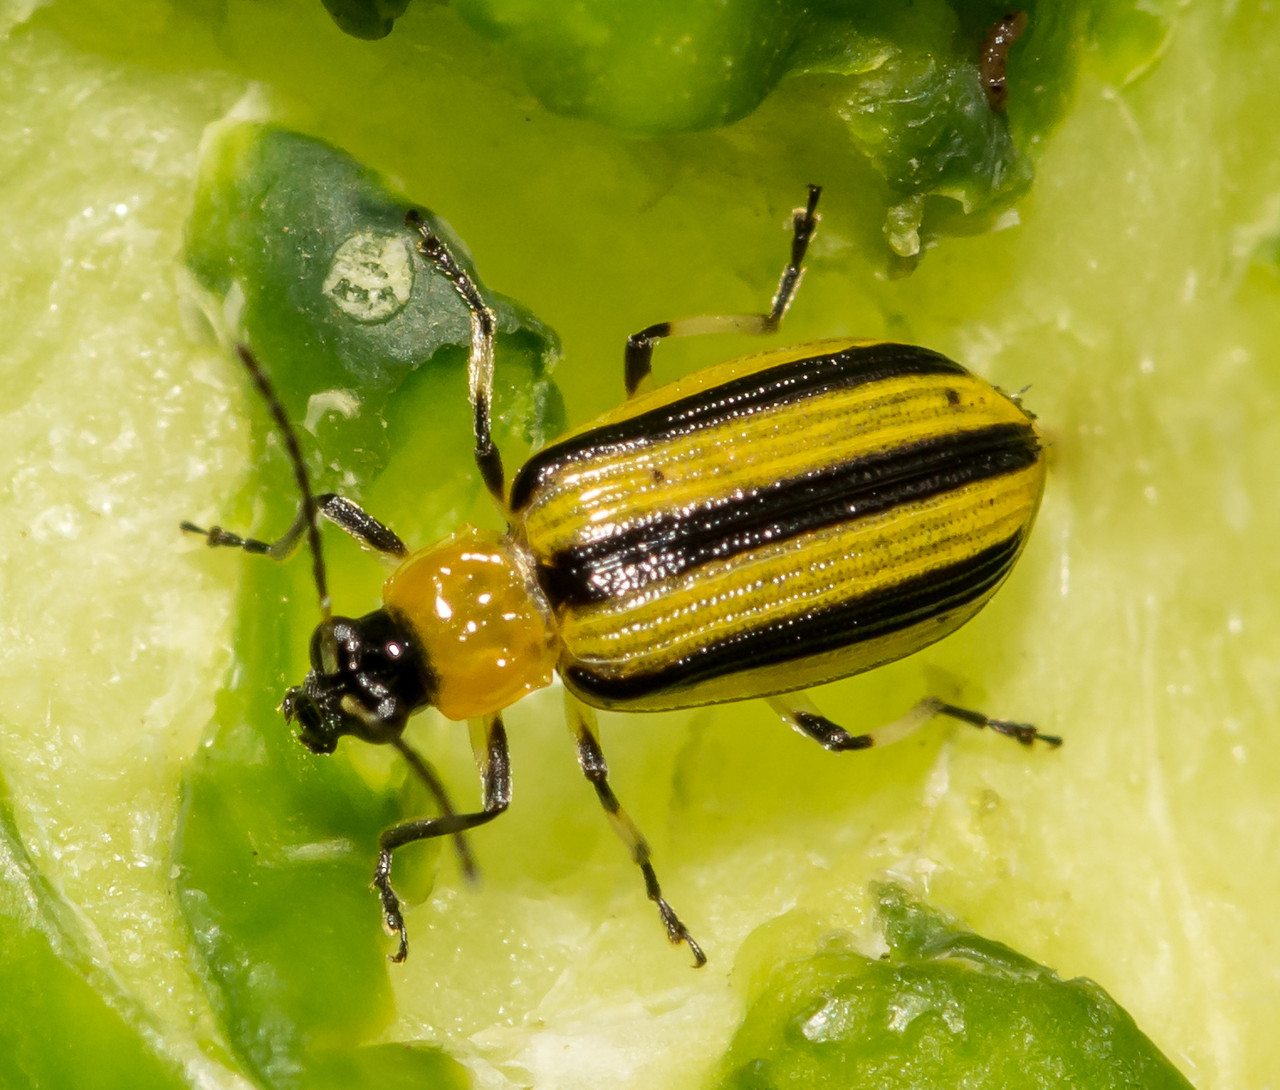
[233,344,332,622]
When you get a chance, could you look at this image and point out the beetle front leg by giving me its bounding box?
[374,714,511,962]
[624,185,821,396]
[406,210,506,511]
[182,492,408,560]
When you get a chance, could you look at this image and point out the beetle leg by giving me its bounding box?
[374,714,511,962]
[181,493,408,560]
[390,736,480,883]
[624,185,821,397]
[768,693,1062,751]
[565,693,706,967]
[933,700,1063,748]
[406,210,506,511]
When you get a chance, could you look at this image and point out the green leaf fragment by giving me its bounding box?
[432,0,1171,254]
[0,766,188,1090]
[453,0,814,134]
[306,1044,470,1089]
[714,886,1196,1090]
[184,121,562,490]
[175,588,404,1087]
[444,0,1044,250]
[791,2,1079,257]
[320,0,411,40]
[176,120,563,1087]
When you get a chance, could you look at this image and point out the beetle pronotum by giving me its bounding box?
[184,186,1059,965]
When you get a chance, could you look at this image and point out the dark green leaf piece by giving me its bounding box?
[321,0,411,40]
[184,122,562,491]
[176,566,404,1088]
[445,0,1170,253]
[175,524,472,1090]
[714,885,1197,1090]
[177,121,562,1088]
[453,0,815,134]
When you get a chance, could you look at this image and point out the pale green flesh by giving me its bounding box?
[1,2,1278,1088]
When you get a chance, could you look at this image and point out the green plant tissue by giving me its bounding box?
[714,887,1195,1089]
[0,1,1276,1089]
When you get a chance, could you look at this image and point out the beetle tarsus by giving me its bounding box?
[935,702,1062,748]
[373,848,410,962]
[989,717,1063,748]
[645,861,706,967]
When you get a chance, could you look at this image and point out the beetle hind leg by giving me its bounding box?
[565,694,706,967]
[769,692,1062,751]
[933,701,1062,748]
[624,185,822,397]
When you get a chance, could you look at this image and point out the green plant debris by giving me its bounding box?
[0,1,1275,1088]
[715,886,1196,1089]
[408,0,1170,253]
[320,0,410,40]
[0,768,190,1090]
[184,122,562,491]
[176,121,562,1087]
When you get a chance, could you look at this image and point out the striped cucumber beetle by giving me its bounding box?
[184,186,1059,966]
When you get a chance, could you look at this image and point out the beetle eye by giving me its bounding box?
[309,621,342,676]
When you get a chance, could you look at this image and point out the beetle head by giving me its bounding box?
[282,609,432,755]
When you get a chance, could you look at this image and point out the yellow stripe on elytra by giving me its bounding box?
[567,605,992,712]
[555,462,1043,679]
[521,370,1028,556]
[550,338,877,445]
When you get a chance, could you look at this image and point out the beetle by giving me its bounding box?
[183,186,1059,966]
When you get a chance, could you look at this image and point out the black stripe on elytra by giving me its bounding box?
[509,342,967,512]
[564,531,1023,705]
[537,422,1038,608]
